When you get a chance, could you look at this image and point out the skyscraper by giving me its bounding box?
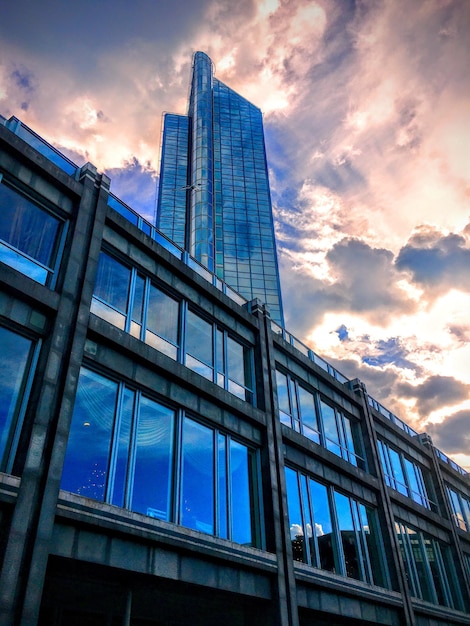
[156,51,284,326]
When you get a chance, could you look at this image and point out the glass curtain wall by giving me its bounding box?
[155,52,285,326]
[276,370,365,469]
[156,114,190,249]
[285,466,387,587]
[61,367,260,547]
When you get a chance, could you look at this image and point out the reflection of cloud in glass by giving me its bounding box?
[315,523,324,537]
[290,523,303,539]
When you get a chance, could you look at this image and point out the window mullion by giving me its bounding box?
[174,409,184,525]
[125,268,137,334]
[225,434,232,541]
[140,277,150,342]
[105,382,124,504]
[125,390,140,509]
[329,488,345,577]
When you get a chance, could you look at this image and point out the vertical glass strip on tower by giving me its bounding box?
[156,51,284,326]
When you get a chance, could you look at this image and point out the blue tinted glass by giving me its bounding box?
[132,275,145,324]
[404,458,426,505]
[389,448,408,495]
[320,400,341,456]
[285,467,306,563]
[309,479,335,572]
[227,336,245,385]
[0,183,60,266]
[146,284,179,345]
[297,386,320,443]
[185,310,213,366]
[131,396,174,521]
[275,370,291,424]
[111,388,134,507]
[61,368,117,501]
[334,492,360,580]
[218,433,228,539]
[181,418,214,534]
[94,252,131,313]
[0,326,32,468]
[230,439,252,545]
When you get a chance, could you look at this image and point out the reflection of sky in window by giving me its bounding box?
[0,326,32,464]
[0,183,59,266]
[94,252,130,313]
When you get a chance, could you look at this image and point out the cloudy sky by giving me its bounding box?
[1,0,469,469]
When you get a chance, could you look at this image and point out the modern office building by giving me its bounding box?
[156,52,284,326]
[1,112,470,624]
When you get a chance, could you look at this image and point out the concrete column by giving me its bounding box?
[348,379,416,626]
[0,164,110,626]
[249,300,299,626]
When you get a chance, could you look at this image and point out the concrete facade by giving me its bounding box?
[0,117,469,626]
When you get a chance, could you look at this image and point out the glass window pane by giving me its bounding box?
[146,284,179,346]
[218,434,228,539]
[334,492,360,580]
[297,386,320,443]
[132,274,145,325]
[320,400,341,456]
[110,388,134,508]
[360,504,387,587]
[309,479,335,573]
[0,183,60,269]
[0,326,33,468]
[404,458,427,507]
[409,529,433,602]
[94,252,131,314]
[227,336,245,386]
[185,310,213,368]
[181,418,214,534]
[389,448,408,495]
[342,416,357,465]
[230,439,252,545]
[275,370,291,426]
[61,368,117,501]
[285,467,306,563]
[131,397,174,521]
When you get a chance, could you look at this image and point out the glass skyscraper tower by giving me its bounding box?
[156,51,284,325]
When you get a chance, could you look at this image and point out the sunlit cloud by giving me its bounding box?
[1,0,470,465]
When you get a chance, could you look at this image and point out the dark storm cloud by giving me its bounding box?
[427,410,470,454]
[326,238,416,318]
[396,375,470,419]
[280,237,416,333]
[395,227,470,294]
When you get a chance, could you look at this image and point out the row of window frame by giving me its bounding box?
[91,249,256,404]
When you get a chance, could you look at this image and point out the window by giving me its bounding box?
[446,485,470,532]
[185,309,254,403]
[276,370,364,469]
[285,466,387,587]
[0,179,64,286]
[0,325,37,472]
[92,251,254,403]
[61,367,260,547]
[92,251,180,359]
[395,521,464,609]
[378,440,436,510]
